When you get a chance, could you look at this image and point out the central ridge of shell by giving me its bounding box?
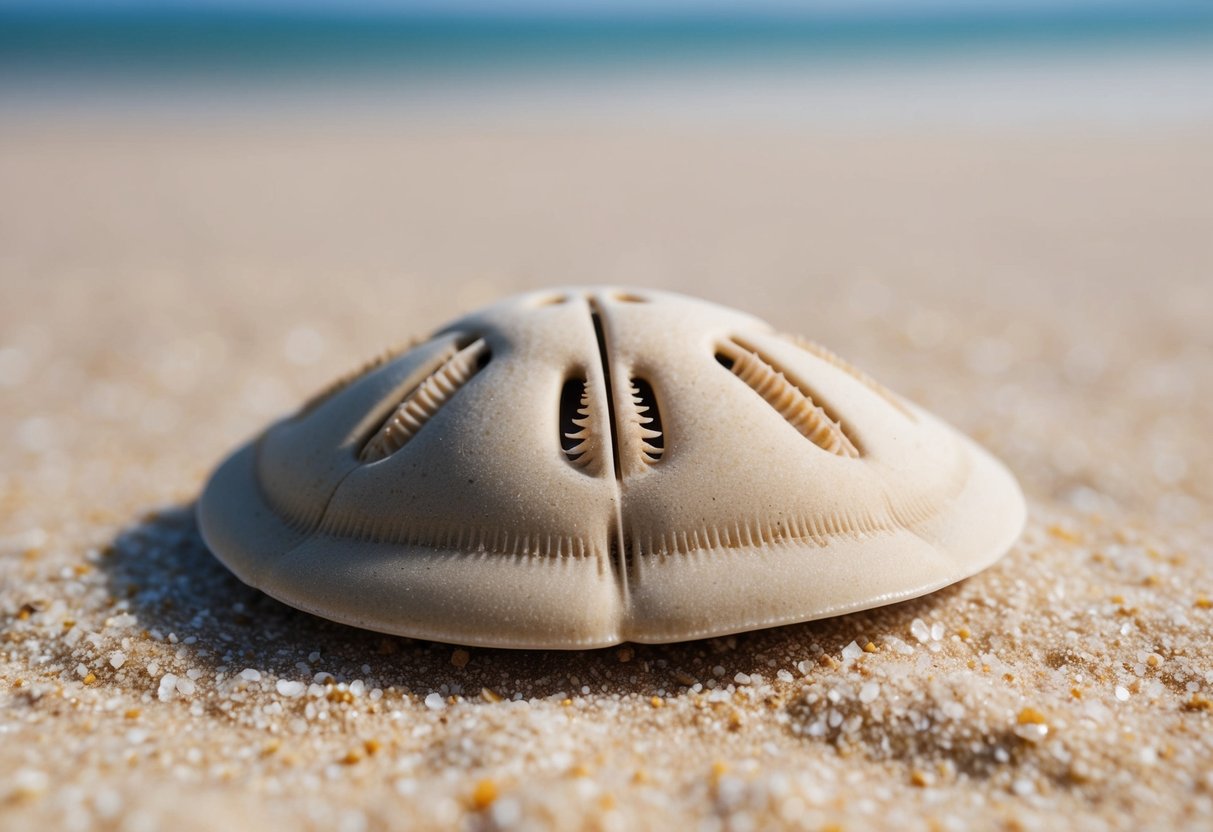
[197,286,1026,649]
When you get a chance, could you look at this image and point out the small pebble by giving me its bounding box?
[276,680,306,698]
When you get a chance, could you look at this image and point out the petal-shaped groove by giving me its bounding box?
[781,332,916,421]
[294,338,420,420]
[561,377,604,474]
[626,378,664,467]
[360,337,489,462]
[716,338,860,458]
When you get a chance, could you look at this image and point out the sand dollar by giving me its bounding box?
[198,287,1025,648]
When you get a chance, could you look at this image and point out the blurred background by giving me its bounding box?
[3,9,1212,829]
[1,0,1211,534]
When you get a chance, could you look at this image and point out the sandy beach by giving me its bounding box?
[2,117,1212,830]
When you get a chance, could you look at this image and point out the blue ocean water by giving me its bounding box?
[2,6,1211,126]
[2,5,1212,79]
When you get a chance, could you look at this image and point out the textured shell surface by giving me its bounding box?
[197,287,1025,648]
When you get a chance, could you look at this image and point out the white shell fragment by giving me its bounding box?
[198,287,1025,649]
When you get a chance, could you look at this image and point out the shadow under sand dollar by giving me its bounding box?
[99,504,963,703]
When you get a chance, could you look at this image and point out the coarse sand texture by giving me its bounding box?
[198,287,1025,647]
[5,126,1213,831]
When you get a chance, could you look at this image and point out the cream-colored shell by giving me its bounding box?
[198,287,1025,648]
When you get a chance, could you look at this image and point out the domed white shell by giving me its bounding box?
[197,287,1025,648]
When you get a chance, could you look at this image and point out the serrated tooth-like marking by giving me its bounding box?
[624,379,664,471]
[781,332,916,421]
[295,337,421,420]
[718,339,860,458]
[564,383,604,473]
[360,338,488,462]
